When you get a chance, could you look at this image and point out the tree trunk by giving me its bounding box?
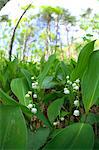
[9,4,31,61]
[55,16,59,52]
[66,26,70,58]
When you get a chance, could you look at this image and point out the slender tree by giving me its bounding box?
[9,4,31,61]
[61,9,76,57]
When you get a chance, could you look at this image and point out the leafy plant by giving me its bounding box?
[0,41,99,149]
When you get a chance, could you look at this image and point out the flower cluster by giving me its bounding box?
[63,76,80,117]
[31,76,39,89]
[73,99,80,117]
[27,103,37,114]
[53,117,65,126]
[24,77,39,114]
[64,75,80,95]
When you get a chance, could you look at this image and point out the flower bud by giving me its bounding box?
[25,94,30,98]
[66,75,69,79]
[28,91,32,95]
[31,76,34,80]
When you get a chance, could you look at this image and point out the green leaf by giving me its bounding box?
[38,54,56,85]
[81,113,99,125]
[44,123,94,150]
[0,89,17,105]
[71,40,96,81]
[28,128,50,150]
[0,89,32,118]
[36,105,52,128]
[94,136,99,150]
[0,89,51,126]
[49,128,63,139]
[47,97,64,123]
[0,105,27,149]
[21,69,32,88]
[11,78,29,105]
[81,50,99,113]
[41,76,57,89]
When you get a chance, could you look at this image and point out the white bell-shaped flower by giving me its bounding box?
[33,94,37,99]
[27,104,33,109]
[74,100,79,107]
[73,110,80,116]
[64,88,70,94]
[31,107,37,114]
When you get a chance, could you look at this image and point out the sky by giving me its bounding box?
[0,0,99,19]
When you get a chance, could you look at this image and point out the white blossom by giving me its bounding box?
[33,94,37,99]
[73,110,80,116]
[64,88,70,94]
[53,122,58,126]
[74,100,79,107]
[66,75,69,79]
[72,83,77,87]
[67,80,72,85]
[25,93,30,98]
[73,85,79,90]
[75,79,80,83]
[35,82,38,85]
[32,83,37,89]
[60,117,65,121]
[31,76,34,80]
[31,107,37,114]
[27,104,33,109]
[28,91,32,95]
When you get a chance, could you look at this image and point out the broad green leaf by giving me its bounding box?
[60,61,73,77]
[28,128,50,150]
[44,123,94,150]
[94,136,99,150]
[44,93,59,104]
[41,76,57,89]
[11,78,29,105]
[0,89,32,118]
[81,113,99,125]
[81,50,99,113]
[49,128,63,139]
[48,97,64,123]
[21,69,32,88]
[0,89,51,125]
[36,105,52,128]
[0,105,27,149]
[71,40,96,81]
[0,89,17,105]
[38,54,56,85]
